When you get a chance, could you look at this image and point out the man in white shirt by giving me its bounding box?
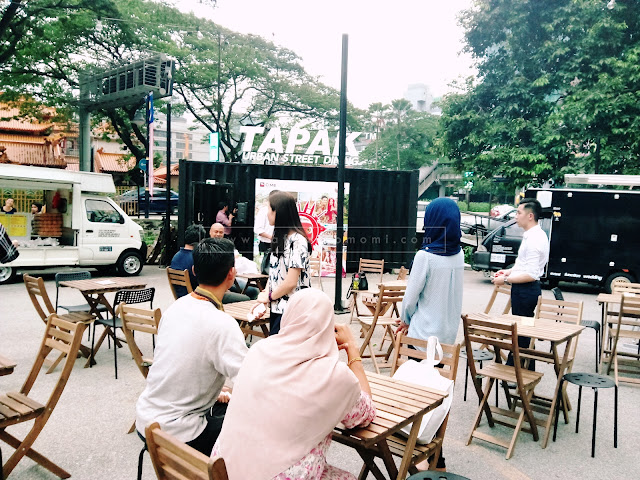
[492,198,549,367]
[136,238,248,455]
[254,195,277,274]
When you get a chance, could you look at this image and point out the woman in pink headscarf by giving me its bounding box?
[213,289,376,480]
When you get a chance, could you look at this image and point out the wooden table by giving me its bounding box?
[59,277,147,367]
[0,355,16,377]
[223,300,270,339]
[332,371,447,480]
[235,273,268,294]
[476,313,584,449]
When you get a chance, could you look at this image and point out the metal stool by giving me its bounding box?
[553,372,618,457]
[408,472,470,480]
[460,347,497,404]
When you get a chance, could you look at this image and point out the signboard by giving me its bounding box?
[209,132,219,162]
[0,214,28,238]
[241,126,363,167]
[255,179,349,277]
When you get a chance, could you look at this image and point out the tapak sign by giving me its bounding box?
[240,126,362,166]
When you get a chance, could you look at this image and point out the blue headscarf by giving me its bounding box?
[420,198,461,256]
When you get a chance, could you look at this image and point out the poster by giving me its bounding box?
[255,179,349,277]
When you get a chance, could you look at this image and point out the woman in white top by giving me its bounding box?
[255,191,311,334]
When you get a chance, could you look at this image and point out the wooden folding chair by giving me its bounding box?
[23,274,93,373]
[524,297,584,421]
[167,268,193,300]
[357,284,405,374]
[309,257,324,291]
[145,422,228,480]
[349,258,385,323]
[462,313,543,459]
[0,315,87,479]
[382,335,460,474]
[397,266,409,280]
[602,294,640,385]
[484,284,512,315]
[120,303,161,434]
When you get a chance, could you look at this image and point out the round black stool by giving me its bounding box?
[460,347,495,403]
[553,372,618,457]
[408,472,470,480]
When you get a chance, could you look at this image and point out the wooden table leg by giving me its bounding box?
[396,418,422,479]
[542,336,574,448]
[356,449,386,480]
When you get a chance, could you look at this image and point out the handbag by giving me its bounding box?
[392,336,454,444]
[346,271,369,298]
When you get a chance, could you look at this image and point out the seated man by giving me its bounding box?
[170,224,206,298]
[210,222,260,301]
[171,223,251,304]
[136,238,249,455]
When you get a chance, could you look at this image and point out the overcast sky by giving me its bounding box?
[179,0,477,109]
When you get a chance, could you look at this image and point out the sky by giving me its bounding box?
[178,0,477,110]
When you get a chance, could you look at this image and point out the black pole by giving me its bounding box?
[144,94,150,219]
[165,103,172,263]
[335,34,348,313]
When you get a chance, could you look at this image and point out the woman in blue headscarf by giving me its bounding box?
[397,197,464,345]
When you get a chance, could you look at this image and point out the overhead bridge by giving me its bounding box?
[418,161,462,197]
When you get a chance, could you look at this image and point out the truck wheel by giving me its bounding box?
[117,251,143,276]
[0,266,15,284]
[604,272,635,294]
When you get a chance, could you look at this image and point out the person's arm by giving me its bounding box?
[335,324,370,396]
[399,251,428,328]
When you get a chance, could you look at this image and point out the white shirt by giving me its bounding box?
[254,205,274,244]
[511,224,550,282]
[135,293,248,442]
[268,232,310,314]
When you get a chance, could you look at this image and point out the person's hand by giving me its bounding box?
[12,240,19,247]
[217,391,231,403]
[495,270,505,277]
[395,322,409,336]
[233,208,238,215]
[335,323,355,351]
[250,301,267,319]
[256,291,269,304]
[492,274,505,285]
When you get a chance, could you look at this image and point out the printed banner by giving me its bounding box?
[255,179,349,277]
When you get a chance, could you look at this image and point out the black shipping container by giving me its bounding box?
[178,160,419,272]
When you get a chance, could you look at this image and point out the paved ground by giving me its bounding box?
[0,265,636,479]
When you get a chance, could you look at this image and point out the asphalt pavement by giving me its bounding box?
[0,265,636,479]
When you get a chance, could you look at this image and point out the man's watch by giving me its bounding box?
[504,276,510,285]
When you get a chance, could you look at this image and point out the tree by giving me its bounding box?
[365,102,389,168]
[1,0,354,164]
[439,0,640,187]
[390,99,413,170]
[359,110,439,171]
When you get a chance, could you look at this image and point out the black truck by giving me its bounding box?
[472,187,640,292]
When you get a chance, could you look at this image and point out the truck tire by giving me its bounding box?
[604,272,635,294]
[116,251,143,276]
[0,266,16,284]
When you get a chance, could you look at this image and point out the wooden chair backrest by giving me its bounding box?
[359,258,384,283]
[483,284,512,315]
[536,296,584,357]
[372,283,405,318]
[21,314,87,414]
[614,294,640,332]
[145,422,228,480]
[167,268,193,300]
[309,257,324,290]
[462,313,528,386]
[118,303,161,378]
[390,333,461,379]
[612,281,640,295]
[24,274,55,322]
[397,266,409,280]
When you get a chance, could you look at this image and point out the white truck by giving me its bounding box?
[0,165,146,284]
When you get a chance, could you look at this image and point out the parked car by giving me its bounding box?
[460,206,516,235]
[116,187,179,215]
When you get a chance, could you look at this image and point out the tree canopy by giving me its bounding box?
[439,0,640,187]
[0,0,353,163]
[358,101,439,170]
